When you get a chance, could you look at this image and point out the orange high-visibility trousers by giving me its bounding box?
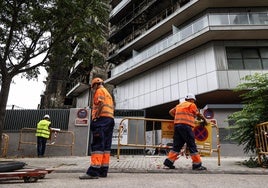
[86,117,114,177]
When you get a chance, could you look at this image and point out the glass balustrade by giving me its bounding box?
[111,11,268,77]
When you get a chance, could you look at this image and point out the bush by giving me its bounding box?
[228,73,268,154]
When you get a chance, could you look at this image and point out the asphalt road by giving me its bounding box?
[1,173,268,188]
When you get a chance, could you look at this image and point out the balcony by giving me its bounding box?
[108,1,181,62]
[106,10,268,85]
[108,0,268,64]
[110,0,131,22]
[66,82,89,97]
[66,73,90,97]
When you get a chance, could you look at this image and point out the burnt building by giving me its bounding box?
[106,0,268,133]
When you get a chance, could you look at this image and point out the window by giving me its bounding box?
[229,13,249,25]
[249,13,268,24]
[226,47,268,70]
[209,14,229,25]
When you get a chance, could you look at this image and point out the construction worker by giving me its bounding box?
[163,93,208,170]
[80,77,115,179]
[36,114,51,157]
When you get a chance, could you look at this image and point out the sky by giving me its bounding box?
[7,68,47,109]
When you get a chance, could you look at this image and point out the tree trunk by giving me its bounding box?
[0,75,12,149]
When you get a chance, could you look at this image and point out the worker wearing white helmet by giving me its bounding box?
[163,93,208,170]
[35,114,51,157]
[185,93,196,101]
[43,114,50,119]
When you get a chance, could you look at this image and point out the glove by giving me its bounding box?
[200,120,208,127]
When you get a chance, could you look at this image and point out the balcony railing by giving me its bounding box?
[110,0,131,19]
[69,60,83,75]
[109,0,181,56]
[110,11,268,78]
[109,0,157,36]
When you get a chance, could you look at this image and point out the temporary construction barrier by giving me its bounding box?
[18,128,75,155]
[255,121,268,166]
[117,117,221,165]
[1,134,9,158]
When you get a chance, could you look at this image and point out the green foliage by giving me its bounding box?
[0,0,109,80]
[0,0,110,143]
[228,73,268,154]
[242,157,261,168]
[48,0,110,68]
[241,156,268,168]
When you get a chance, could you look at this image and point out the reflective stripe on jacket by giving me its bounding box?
[36,119,51,138]
[92,87,114,120]
[174,101,198,127]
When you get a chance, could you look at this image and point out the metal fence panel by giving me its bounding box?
[255,122,268,166]
[111,109,146,155]
[18,128,75,155]
[4,109,70,132]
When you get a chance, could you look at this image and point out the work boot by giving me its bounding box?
[79,173,99,179]
[99,166,108,177]
[163,159,175,169]
[99,174,107,178]
[192,163,207,170]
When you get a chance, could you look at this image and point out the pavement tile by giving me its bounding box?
[1,155,268,174]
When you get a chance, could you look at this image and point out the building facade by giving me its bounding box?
[106,0,268,137]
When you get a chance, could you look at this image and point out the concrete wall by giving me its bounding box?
[67,108,90,156]
[113,41,268,110]
[5,132,77,157]
[3,108,91,157]
[114,43,217,110]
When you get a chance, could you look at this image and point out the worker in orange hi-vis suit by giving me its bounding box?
[163,93,208,170]
[80,77,115,179]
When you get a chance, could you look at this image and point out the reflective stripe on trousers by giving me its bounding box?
[167,124,201,164]
[86,117,115,177]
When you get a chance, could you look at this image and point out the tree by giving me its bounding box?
[228,73,268,154]
[0,0,109,146]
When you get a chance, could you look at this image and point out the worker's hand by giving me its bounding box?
[200,120,208,127]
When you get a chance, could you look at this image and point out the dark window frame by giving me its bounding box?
[226,47,268,70]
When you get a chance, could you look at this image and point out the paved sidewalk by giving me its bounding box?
[2,155,268,175]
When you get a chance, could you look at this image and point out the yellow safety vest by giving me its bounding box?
[36,119,51,138]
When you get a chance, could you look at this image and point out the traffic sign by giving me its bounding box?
[194,126,208,142]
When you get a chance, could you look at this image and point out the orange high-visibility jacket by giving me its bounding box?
[172,101,199,127]
[92,87,114,120]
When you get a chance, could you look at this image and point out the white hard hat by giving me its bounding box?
[44,114,50,119]
[185,93,196,101]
